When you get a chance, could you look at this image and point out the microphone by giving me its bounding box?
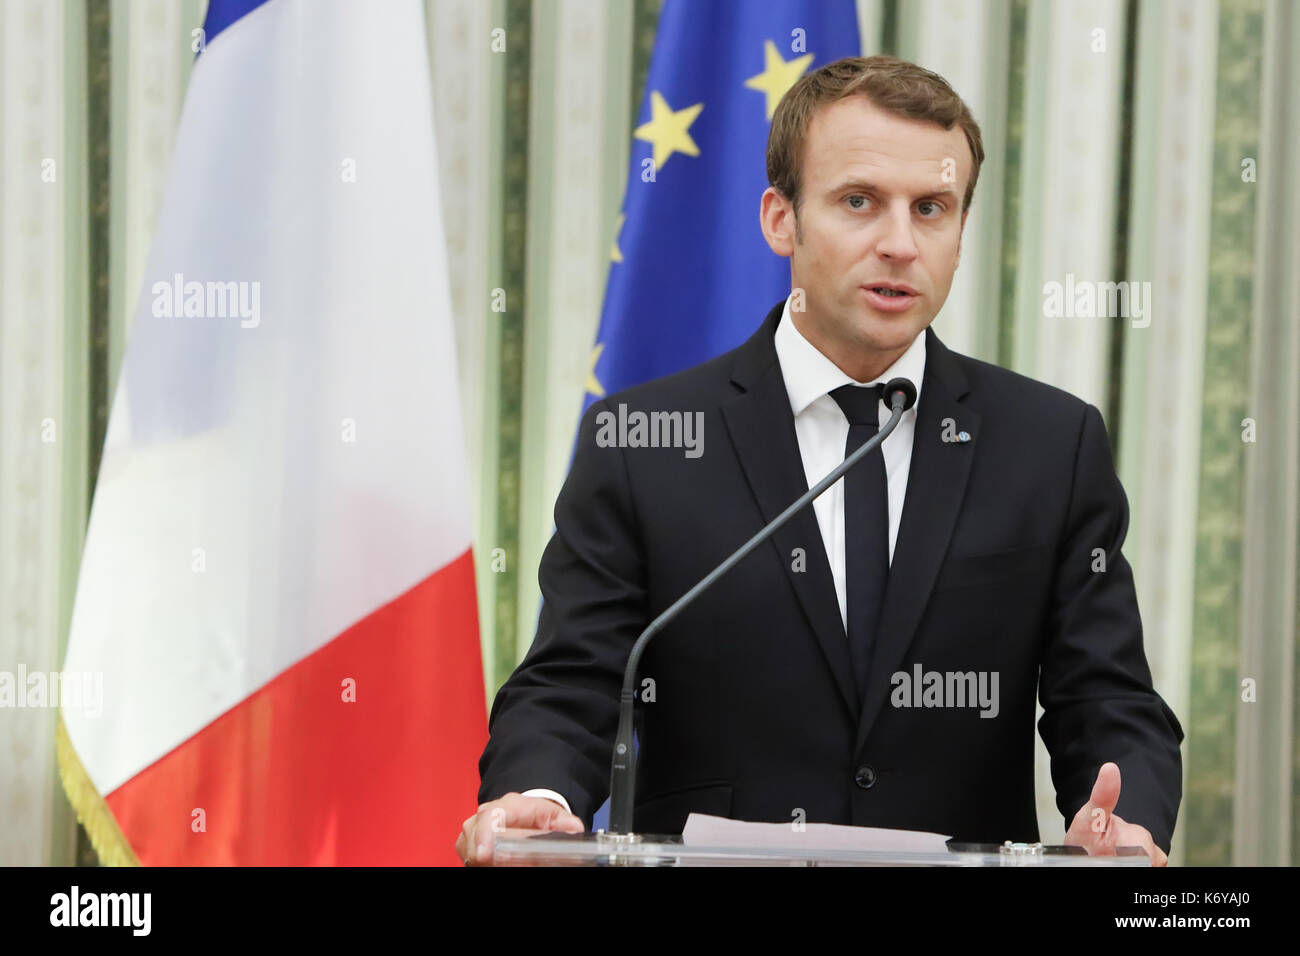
[882,377,917,413]
[604,376,919,837]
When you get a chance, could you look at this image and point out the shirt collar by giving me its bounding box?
[773,293,927,417]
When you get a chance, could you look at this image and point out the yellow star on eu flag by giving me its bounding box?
[634,91,704,170]
[611,213,625,264]
[745,40,814,121]
[586,344,606,397]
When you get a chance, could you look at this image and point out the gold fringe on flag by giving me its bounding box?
[55,714,140,866]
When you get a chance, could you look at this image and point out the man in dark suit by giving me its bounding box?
[458,56,1183,865]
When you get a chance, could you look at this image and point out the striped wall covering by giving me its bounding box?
[0,0,86,868]
[1185,0,1262,868]
[1119,0,1220,868]
[0,0,1294,866]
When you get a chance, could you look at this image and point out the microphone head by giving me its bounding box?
[883,377,918,412]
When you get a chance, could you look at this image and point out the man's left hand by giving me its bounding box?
[1064,761,1168,866]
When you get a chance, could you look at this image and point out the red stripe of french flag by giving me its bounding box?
[107,551,484,866]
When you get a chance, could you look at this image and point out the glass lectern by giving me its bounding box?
[493,831,1152,867]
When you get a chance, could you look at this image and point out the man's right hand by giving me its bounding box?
[456,792,586,866]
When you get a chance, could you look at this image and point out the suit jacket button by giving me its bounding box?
[855,765,877,789]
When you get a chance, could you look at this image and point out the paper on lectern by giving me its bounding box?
[682,814,951,854]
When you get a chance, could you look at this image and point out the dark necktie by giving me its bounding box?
[829,383,889,701]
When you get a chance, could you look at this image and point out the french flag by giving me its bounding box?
[58,0,486,865]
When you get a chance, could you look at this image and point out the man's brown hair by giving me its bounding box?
[766,55,985,225]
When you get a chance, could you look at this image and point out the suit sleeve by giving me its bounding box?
[476,399,647,826]
[1036,403,1185,852]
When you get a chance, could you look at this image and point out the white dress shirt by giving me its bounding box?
[522,293,927,816]
[772,294,926,630]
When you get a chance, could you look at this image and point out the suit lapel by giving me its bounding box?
[721,304,860,719]
[855,327,979,752]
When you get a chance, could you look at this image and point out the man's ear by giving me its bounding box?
[760,187,795,258]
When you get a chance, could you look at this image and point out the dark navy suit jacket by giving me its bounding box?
[478,301,1184,851]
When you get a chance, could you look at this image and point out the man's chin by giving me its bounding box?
[854,313,929,354]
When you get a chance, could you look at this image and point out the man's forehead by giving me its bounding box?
[804,98,970,187]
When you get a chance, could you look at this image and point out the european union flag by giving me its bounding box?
[584,0,862,411]
[583,0,861,831]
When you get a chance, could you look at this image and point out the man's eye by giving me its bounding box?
[917,201,942,217]
[846,195,868,210]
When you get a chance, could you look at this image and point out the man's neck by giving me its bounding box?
[789,309,915,383]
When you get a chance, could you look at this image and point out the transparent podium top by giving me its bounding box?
[492,831,1152,867]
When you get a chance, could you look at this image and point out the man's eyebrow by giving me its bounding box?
[913,187,961,204]
[828,178,881,195]
[828,179,961,204]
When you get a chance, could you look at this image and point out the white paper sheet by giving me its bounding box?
[682,813,952,854]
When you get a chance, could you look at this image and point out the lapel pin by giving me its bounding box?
[958,431,971,443]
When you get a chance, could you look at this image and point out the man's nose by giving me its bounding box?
[875,205,919,262]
